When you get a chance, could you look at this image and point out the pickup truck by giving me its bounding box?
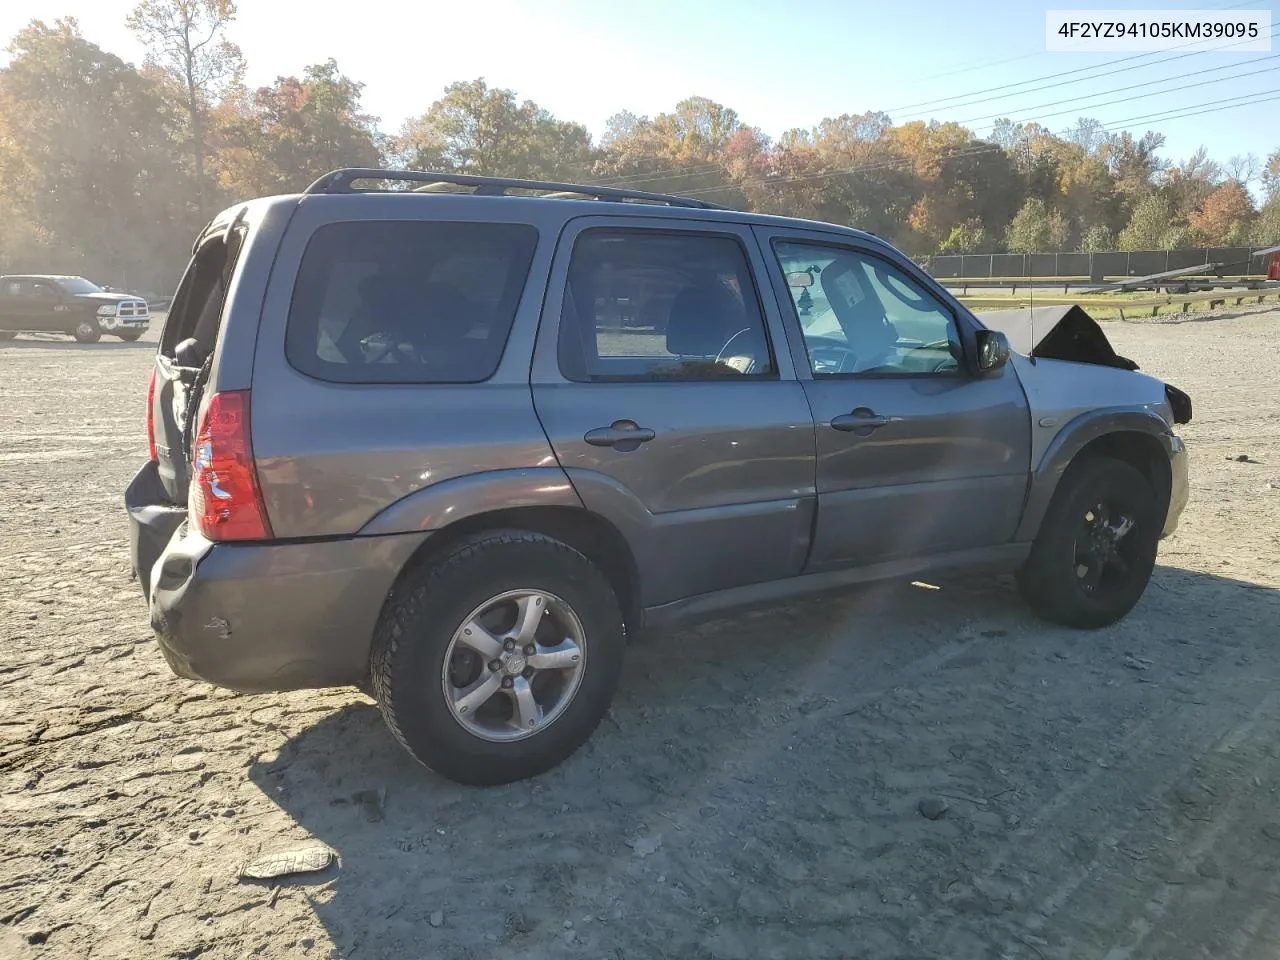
[0,274,151,343]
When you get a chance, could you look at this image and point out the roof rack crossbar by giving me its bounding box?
[303,168,725,209]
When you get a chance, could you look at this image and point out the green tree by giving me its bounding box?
[127,0,243,215]
[1262,148,1280,201]
[938,219,987,253]
[1079,224,1115,252]
[1253,197,1280,245]
[1117,194,1177,250]
[397,78,593,180]
[1006,197,1052,253]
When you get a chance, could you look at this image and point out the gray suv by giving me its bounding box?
[125,169,1190,786]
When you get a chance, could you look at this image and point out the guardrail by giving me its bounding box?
[944,275,1268,295]
[958,286,1280,319]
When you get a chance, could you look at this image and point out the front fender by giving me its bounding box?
[356,467,584,535]
[1014,406,1177,542]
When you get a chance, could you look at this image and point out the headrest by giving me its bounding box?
[665,282,745,356]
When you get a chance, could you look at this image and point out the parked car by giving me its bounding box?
[125,169,1191,786]
[0,275,150,343]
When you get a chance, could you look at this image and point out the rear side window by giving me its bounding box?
[285,220,538,384]
[557,229,775,382]
[161,223,246,362]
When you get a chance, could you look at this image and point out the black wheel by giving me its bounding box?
[117,330,144,342]
[370,530,625,786]
[1017,457,1162,628]
[72,318,102,343]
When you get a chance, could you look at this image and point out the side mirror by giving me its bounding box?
[975,329,1009,374]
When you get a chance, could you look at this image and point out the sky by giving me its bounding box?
[2,0,1277,172]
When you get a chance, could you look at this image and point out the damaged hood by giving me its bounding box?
[975,304,1192,425]
[974,304,1138,370]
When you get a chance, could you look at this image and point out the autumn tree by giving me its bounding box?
[1102,130,1166,200]
[216,59,381,198]
[1187,181,1257,246]
[1162,147,1221,222]
[595,96,761,205]
[127,0,243,215]
[0,18,192,289]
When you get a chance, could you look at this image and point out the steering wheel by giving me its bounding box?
[804,335,859,374]
[900,339,961,374]
[714,327,761,373]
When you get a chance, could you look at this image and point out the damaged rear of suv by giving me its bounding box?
[127,169,1190,786]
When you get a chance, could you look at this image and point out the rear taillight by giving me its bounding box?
[189,390,272,542]
[146,368,158,463]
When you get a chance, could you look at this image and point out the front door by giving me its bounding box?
[531,218,817,607]
[756,230,1032,571]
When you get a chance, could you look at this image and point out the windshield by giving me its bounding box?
[55,277,103,295]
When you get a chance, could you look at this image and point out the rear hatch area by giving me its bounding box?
[126,218,248,599]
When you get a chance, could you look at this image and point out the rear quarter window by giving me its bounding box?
[285,220,538,384]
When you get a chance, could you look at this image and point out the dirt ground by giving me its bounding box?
[3,307,1280,960]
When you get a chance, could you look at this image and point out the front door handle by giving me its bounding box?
[584,420,656,450]
[830,407,896,433]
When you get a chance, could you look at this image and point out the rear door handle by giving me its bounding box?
[584,420,656,450]
[830,407,897,433]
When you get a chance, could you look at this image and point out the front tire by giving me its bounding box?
[72,318,102,343]
[370,531,625,786]
[117,330,144,342]
[1017,457,1162,628]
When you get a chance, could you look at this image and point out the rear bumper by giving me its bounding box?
[126,462,428,692]
[1162,433,1189,538]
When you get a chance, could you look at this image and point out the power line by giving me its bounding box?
[896,0,1272,88]
[955,50,1280,126]
[1009,63,1280,125]
[888,22,1277,115]
[1093,85,1280,127]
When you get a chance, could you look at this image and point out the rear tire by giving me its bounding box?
[72,318,102,343]
[369,530,625,786]
[1017,457,1162,628]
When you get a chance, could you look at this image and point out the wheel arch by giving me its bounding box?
[383,505,643,642]
[1017,409,1175,543]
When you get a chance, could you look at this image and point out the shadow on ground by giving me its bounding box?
[246,566,1280,960]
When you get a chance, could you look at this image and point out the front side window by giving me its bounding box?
[558,229,775,382]
[56,277,102,295]
[773,241,961,376]
[286,220,538,384]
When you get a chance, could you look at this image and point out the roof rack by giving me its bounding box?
[302,168,726,210]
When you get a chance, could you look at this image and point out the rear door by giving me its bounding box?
[29,280,67,330]
[0,279,22,329]
[530,217,817,607]
[755,227,1032,570]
